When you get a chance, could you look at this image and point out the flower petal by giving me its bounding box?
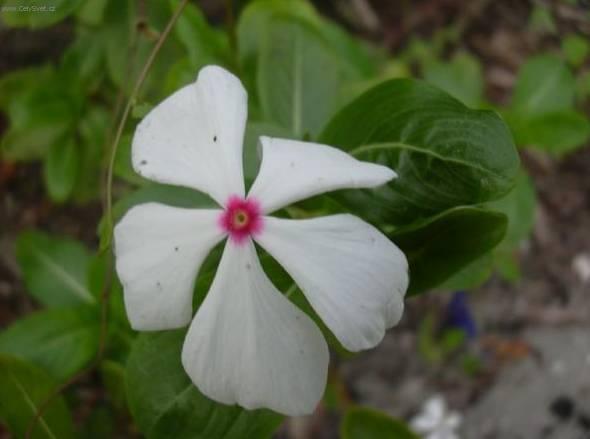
[410,413,439,433]
[255,215,408,351]
[446,413,462,429]
[181,239,329,416]
[248,136,396,213]
[423,395,446,421]
[114,203,224,330]
[132,66,247,205]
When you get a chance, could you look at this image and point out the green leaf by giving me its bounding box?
[102,0,133,88]
[529,4,556,34]
[511,55,575,115]
[316,20,382,80]
[75,0,108,26]
[441,328,467,353]
[100,360,127,412]
[171,0,231,71]
[238,0,377,84]
[132,102,154,119]
[493,249,522,282]
[507,109,590,155]
[391,207,508,295]
[243,121,291,182]
[441,252,494,290]
[44,136,79,203]
[341,407,419,439]
[1,77,75,161]
[484,171,536,282]
[113,134,147,186]
[0,66,51,109]
[487,171,536,249]
[0,354,74,439]
[163,58,195,96]
[60,32,105,93]
[80,406,115,439]
[75,105,110,201]
[320,79,519,225]
[257,16,341,138]
[423,52,484,107]
[126,330,283,439]
[237,0,319,84]
[577,71,590,100]
[1,0,84,28]
[562,34,590,67]
[16,231,95,307]
[0,307,99,382]
[505,55,588,154]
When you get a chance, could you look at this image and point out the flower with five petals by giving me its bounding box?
[411,395,462,439]
[114,65,409,416]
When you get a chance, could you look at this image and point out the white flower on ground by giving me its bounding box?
[114,65,409,416]
[572,253,590,283]
[411,395,462,439]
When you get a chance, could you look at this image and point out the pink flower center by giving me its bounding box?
[218,195,263,245]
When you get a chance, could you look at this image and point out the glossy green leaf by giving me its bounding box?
[257,16,341,138]
[44,137,79,203]
[126,330,283,439]
[16,231,95,307]
[341,407,419,439]
[1,0,84,28]
[423,52,484,107]
[391,207,508,295]
[0,354,74,439]
[0,306,99,381]
[320,79,519,225]
[511,55,575,115]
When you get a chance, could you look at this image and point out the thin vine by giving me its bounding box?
[24,1,189,437]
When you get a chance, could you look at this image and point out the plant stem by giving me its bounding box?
[25,2,189,437]
[104,0,189,245]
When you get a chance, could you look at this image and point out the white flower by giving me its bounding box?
[572,253,590,283]
[411,395,462,439]
[114,65,409,416]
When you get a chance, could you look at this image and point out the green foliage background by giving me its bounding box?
[0,0,588,437]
